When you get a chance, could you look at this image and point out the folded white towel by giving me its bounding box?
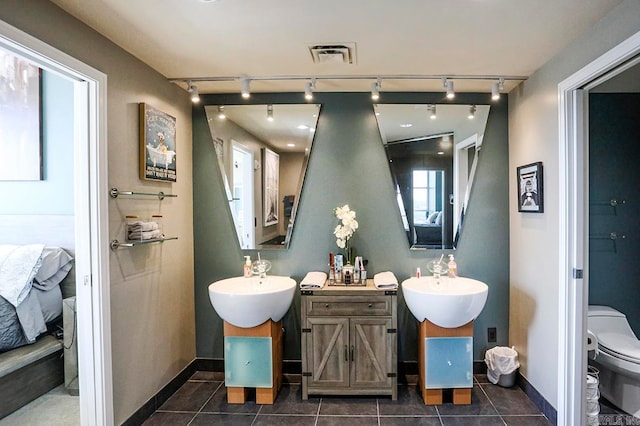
[128,229,163,240]
[373,271,398,289]
[128,221,159,232]
[300,271,327,289]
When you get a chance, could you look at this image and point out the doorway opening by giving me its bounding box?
[559,30,640,426]
[0,19,112,425]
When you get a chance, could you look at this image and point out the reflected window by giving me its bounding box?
[413,170,443,225]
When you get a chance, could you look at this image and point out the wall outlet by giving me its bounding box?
[487,327,497,343]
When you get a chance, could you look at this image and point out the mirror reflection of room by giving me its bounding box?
[375,104,490,250]
[205,104,320,250]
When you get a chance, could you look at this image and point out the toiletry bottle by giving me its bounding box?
[448,255,457,278]
[344,269,352,285]
[361,258,367,284]
[243,256,252,278]
[329,252,335,285]
[416,267,421,278]
[335,254,343,283]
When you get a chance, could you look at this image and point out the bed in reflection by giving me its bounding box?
[414,211,443,246]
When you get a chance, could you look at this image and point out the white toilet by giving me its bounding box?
[587,305,640,418]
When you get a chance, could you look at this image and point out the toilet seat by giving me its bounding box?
[598,332,640,364]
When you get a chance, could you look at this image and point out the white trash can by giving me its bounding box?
[485,346,520,387]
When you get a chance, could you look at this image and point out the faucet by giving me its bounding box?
[429,254,446,283]
[254,261,268,278]
[252,253,271,279]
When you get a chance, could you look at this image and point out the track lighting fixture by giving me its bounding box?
[443,79,455,99]
[170,74,527,99]
[371,78,381,101]
[468,105,477,119]
[492,78,505,101]
[428,104,437,120]
[267,104,274,121]
[187,80,200,103]
[305,79,316,100]
[217,105,226,119]
[241,78,251,98]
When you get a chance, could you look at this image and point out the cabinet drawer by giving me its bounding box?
[306,295,392,316]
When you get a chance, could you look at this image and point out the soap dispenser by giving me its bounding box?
[243,256,252,278]
[447,255,457,278]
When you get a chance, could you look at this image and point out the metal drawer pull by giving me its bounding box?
[344,345,348,362]
[325,304,330,308]
[368,303,373,308]
[350,345,354,362]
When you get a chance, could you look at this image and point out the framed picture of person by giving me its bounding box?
[517,162,543,213]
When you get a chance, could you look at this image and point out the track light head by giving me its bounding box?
[492,78,505,101]
[371,78,381,101]
[428,104,437,120]
[468,105,477,119]
[267,104,274,122]
[444,79,455,99]
[217,105,226,119]
[187,80,200,103]
[305,79,315,100]
[241,78,251,98]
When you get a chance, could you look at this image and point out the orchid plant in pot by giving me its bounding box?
[334,204,358,265]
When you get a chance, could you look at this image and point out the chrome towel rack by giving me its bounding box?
[109,187,177,200]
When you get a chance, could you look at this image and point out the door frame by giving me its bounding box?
[558,29,640,426]
[231,140,255,249]
[0,20,113,425]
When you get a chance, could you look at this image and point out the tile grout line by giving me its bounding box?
[250,404,263,426]
[477,383,508,426]
[314,398,322,426]
[434,405,444,426]
[186,381,224,426]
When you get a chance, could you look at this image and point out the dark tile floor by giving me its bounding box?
[142,372,554,426]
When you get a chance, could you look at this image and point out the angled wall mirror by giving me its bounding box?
[375,104,490,250]
[205,104,320,250]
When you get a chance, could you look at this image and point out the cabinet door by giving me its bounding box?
[350,317,393,388]
[305,317,349,388]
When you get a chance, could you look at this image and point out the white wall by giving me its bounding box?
[509,0,640,409]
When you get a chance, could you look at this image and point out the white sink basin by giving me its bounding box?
[401,276,488,328]
[208,275,296,328]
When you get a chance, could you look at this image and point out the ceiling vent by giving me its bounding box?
[308,43,356,64]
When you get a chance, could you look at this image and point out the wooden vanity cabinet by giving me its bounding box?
[300,280,397,400]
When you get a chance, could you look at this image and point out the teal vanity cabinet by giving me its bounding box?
[300,280,397,400]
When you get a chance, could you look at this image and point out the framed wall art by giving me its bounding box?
[139,103,177,182]
[0,47,42,181]
[517,161,544,213]
[262,147,279,226]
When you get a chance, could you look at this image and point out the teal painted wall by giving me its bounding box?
[0,70,74,214]
[193,92,509,363]
[589,93,640,335]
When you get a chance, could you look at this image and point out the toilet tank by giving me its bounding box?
[588,305,637,338]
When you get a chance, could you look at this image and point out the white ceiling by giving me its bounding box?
[375,104,490,144]
[50,0,622,95]
[204,104,320,152]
